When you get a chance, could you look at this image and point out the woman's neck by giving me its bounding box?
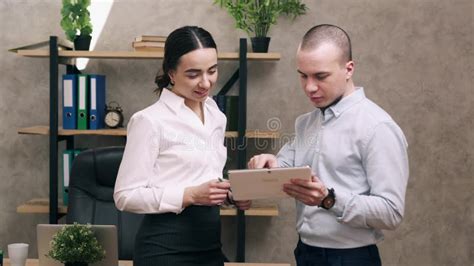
[184,99,201,113]
[170,89,205,123]
[185,99,204,123]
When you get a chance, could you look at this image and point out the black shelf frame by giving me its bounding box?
[48,36,59,224]
[48,36,77,223]
[236,38,248,262]
[47,36,252,262]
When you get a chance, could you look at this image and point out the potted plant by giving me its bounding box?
[60,0,93,50]
[47,223,105,266]
[214,0,307,52]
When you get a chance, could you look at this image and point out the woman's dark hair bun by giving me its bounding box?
[154,26,217,93]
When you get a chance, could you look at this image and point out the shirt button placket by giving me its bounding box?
[313,119,323,172]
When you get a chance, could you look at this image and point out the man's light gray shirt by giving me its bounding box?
[277,87,409,248]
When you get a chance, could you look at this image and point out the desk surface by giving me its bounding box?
[3,258,291,266]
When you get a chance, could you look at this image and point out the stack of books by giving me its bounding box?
[133,35,167,52]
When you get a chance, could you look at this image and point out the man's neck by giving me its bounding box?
[320,82,356,114]
[319,95,343,115]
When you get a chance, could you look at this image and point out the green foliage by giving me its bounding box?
[47,223,105,264]
[61,0,93,41]
[214,0,307,37]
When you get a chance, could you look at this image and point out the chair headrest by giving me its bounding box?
[94,147,125,187]
[70,146,125,200]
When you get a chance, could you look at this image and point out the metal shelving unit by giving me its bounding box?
[13,36,280,262]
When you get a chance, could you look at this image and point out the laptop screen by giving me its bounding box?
[36,224,118,266]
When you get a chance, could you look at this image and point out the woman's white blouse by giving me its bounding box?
[114,89,227,214]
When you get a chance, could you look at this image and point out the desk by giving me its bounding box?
[3,258,291,266]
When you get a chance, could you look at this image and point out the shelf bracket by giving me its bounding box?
[217,69,239,96]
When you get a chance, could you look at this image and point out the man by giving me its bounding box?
[248,24,409,266]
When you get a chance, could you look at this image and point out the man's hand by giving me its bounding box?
[234,195,252,210]
[248,153,278,169]
[283,175,328,206]
[234,199,252,210]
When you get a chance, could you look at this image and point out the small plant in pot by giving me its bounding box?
[214,0,307,52]
[47,223,105,266]
[61,0,93,51]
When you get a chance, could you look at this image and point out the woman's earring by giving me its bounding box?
[170,80,175,86]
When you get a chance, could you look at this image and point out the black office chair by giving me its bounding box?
[66,146,143,260]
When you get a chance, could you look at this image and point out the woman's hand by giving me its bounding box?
[183,180,231,207]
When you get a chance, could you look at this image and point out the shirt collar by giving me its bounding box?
[159,88,212,113]
[327,87,366,118]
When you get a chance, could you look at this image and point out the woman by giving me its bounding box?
[114,26,251,266]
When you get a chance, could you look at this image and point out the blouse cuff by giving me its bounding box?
[159,186,185,214]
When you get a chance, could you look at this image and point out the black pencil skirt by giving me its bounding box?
[133,205,224,266]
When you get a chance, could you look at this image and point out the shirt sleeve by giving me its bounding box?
[276,137,296,167]
[331,121,409,230]
[113,113,185,214]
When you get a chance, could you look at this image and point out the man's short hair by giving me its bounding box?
[300,24,352,64]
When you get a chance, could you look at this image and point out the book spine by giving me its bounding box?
[77,74,89,129]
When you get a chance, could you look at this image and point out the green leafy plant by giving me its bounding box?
[214,0,307,37]
[47,223,105,264]
[60,0,93,42]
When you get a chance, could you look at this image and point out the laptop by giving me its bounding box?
[37,224,119,266]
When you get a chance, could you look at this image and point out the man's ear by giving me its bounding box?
[345,61,354,80]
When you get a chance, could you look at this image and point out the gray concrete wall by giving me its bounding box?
[0,0,472,265]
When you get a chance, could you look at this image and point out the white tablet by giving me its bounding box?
[228,166,312,200]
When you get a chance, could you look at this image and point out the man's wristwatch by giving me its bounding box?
[319,188,336,210]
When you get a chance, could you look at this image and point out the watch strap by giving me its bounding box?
[319,188,336,210]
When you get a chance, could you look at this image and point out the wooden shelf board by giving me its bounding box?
[17,198,68,214]
[226,130,280,139]
[220,205,279,216]
[17,198,279,217]
[18,126,279,139]
[15,50,280,61]
[17,126,126,136]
